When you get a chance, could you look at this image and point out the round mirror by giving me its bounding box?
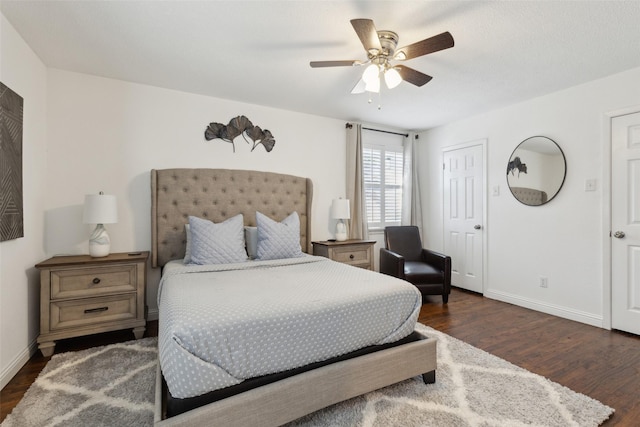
[507,136,566,206]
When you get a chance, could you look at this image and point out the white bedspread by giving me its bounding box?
[158,255,421,399]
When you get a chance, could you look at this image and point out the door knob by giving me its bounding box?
[474,224,482,230]
[613,231,625,239]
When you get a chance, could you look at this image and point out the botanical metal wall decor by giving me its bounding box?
[204,115,275,153]
[0,82,24,241]
[507,156,527,176]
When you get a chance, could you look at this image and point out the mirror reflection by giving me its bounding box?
[507,136,566,206]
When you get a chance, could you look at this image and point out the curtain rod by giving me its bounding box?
[346,123,409,138]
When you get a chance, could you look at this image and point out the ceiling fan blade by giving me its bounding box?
[350,78,366,94]
[351,19,382,54]
[396,65,433,87]
[394,31,454,60]
[310,60,360,68]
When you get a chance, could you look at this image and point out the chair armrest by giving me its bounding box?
[379,248,405,279]
[421,249,452,289]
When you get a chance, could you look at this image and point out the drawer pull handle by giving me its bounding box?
[84,307,108,314]
[349,254,355,259]
[92,278,101,285]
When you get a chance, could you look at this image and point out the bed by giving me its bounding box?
[151,168,437,426]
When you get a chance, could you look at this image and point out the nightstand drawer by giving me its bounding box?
[51,264,137,299]
[332,246,371,265]
[36,252,148,356]
[50,294,137,330]
[312,240,375,270]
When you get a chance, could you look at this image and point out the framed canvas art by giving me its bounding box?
[0,82,24,241]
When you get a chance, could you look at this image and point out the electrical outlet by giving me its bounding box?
[539,276,548,288]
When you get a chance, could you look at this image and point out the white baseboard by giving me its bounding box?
[1,339,38,390]
[147,308,159,322]
[483,288,605,328]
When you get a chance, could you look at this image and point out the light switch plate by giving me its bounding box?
[585,179,597,192]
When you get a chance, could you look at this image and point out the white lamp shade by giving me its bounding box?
[351,78,366,94]
[384,67,402,89]
[83,194,118,224]
[362,64,379,85]
[331,199,351,220]
[364,76,380,93]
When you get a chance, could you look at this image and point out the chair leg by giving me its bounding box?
[443,293,449,304]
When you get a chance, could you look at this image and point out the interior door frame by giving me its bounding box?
[602,105,640,330]
[441,138,488,294]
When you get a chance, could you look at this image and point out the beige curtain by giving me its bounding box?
[402,132,423,235]
[345,123,368,239]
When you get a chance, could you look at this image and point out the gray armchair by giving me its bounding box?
[380,226,452,303]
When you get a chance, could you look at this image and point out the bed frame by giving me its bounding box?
[150,168,437,426]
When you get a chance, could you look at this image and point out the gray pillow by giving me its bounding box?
[244,226,258,259]
[183,224,192,264]
[188,214,248,264]
[256,211,303,260]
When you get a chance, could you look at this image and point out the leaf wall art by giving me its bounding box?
[204,115,275,153]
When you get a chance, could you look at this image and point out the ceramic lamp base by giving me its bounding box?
[89,224,111,257]
[335,220,348,241]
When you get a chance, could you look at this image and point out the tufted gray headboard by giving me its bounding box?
[509,187,548,206]
[150,168,313,268]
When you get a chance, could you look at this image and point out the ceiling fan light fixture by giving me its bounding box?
[393,51,407,61]
[362,63,380,85]
[351,78,366,94]
[365,76,380,93]
[384,67,402,89]
[310,19,454,96]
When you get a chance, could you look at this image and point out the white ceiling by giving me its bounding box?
[3,1,640,130]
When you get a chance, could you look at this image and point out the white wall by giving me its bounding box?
[418,66,640,327]
[44,69,348,320]
[0,14,48,389]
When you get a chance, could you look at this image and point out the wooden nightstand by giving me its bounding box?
[312,239,376,270]
[35,251,148,357]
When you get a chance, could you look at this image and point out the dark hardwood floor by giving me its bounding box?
[2,288,639,425]
[418,288,640,426]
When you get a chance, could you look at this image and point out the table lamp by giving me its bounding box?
[83,192,118,257]
[331,198,350,241]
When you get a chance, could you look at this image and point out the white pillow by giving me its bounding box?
[244,226,258,259]
[188,214,248,264]
[256,211,303,260]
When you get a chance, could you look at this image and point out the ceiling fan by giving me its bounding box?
[310,19,454,94]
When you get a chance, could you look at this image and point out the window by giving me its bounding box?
[363,144,403,230]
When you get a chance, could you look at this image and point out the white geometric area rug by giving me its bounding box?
[289,324,614,427]
[1,338,157,427]
[2,325,614,427]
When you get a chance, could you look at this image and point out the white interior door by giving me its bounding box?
[612,112,640,335]
[443,144,484,293]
